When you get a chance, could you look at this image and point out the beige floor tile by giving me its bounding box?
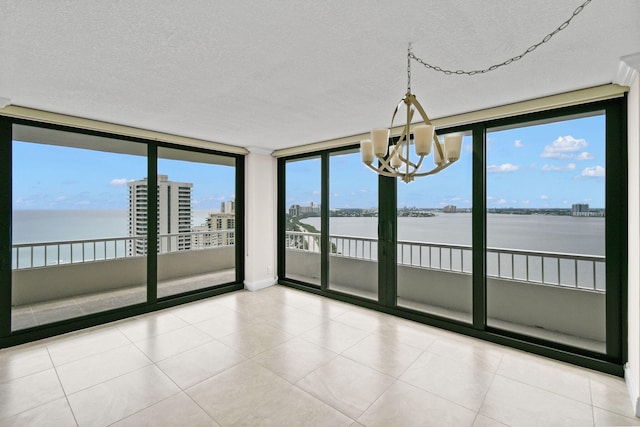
[118,312,189,342]
[0,369,65,420]
[134,325,213,362]
[0,345,52,383]
[496,351,592,404]
[593,407,640,426]
[1,397,76,427]
[186,360,291,425]
[67,365,179,427]
[112,392,219,427]
[193,310,256,339]
[333,307,389,333]
[252,337,337,383]
[479,375,594,427]
[233,384,353,427]
[169,299,235,324]
[472,414,509,426]
[296,297,354,320]
[427,336,503,373]
[217,322,294,357]
[258,305,326,335]
[374,317,440,350]
[342,334,423,377]
[358,380,477,427]
[56,344,152,394]
[47,328,130,366]
[590,374,638,418]
[299,320,370,353]
[157,340,245,389]
[400,351,495,411]
[296,355,395,419]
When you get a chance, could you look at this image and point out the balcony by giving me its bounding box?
[10,231,236,331]
[285,231,606,352]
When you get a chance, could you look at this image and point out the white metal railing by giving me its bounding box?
[285,231,606,291]
[12,230,235,269]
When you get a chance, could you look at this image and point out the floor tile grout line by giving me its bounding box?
[46,345,81,427]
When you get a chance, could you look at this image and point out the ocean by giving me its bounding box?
[11,210,605,256]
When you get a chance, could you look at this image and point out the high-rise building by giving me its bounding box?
[572,203,590,217]
[128,175,193,255]
[206,200,235,246]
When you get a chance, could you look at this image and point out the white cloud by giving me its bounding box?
[576,152,595,160]
[540,195,549,200]
[541,163,576,172]
[487,163,520,173]
[497,198,507,204]
[514,140,524,148]
[521,200,530,205]
[580,165,605,178]
[109,178,131,186]
[541,136,587,159]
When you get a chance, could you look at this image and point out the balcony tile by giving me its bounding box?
[111,392,219,427]
[479,375,593,426]
[400,351,495,411]
[296,355,395,419]
[342,334,423,378]
[252,337,337,383]
[358,380,477,427]
[67,365,179,426]
[157,340,245,389]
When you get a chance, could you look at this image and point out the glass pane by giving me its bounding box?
[396,133,473,323]
[11,125,147,330]
[284,156,321,285]
[328,149,378,300]
[486,113,606,352]
[156,148,236,297]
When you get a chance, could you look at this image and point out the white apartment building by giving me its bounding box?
[128,174,193,255]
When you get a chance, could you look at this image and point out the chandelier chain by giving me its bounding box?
[408,0,592,76]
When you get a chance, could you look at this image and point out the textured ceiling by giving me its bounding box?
[0,1,638,152]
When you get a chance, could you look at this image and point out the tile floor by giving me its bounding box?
[0,285,637,426]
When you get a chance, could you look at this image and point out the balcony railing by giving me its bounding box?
[285,231,605,291]
[12,230,235,269]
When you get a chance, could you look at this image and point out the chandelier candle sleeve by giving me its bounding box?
[434,141,445,166]
[390,148,402,169]
[413,125,434,156]
[372,128,390,157]
[360,140,374,164]
[445,134,463,161]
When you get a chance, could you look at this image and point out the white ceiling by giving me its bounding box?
[1,1,638,152]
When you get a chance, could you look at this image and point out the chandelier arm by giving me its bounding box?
[364,161,404,178]
[410,159,458,177]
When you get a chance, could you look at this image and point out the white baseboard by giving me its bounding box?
[624,364,640,417]
[244,277,277,292]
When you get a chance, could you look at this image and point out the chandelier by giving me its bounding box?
[360,44,462,183]
[360,0,591,183]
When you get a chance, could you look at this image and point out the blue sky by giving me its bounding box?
[12,143,236,210]
[286,114,606,209]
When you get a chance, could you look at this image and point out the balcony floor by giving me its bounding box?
[0,285,636,425]
[11,269,235,331]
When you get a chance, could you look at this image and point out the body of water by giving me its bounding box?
[301,213,605,256]
[12,209,215,244]
[12,210,605,256]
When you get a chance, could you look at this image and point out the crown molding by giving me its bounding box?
[615,53,640,86]
[246,146,274,156]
